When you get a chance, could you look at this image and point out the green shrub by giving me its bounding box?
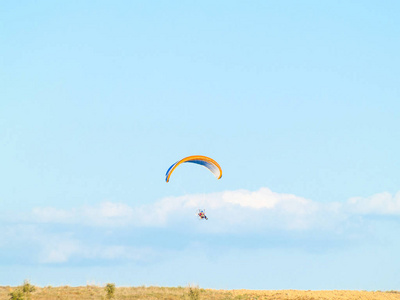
[105,283,116,299]
[188,286,200,300]
[8,289,24,300]
[9,280,36,300]
[22,280,35,294]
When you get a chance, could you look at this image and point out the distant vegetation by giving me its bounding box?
[104,283,115,299]
[8,280,35,300]
[1,282,399,300]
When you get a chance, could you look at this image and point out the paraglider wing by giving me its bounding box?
[165,155,222,182]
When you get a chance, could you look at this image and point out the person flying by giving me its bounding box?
[198,209,208,220]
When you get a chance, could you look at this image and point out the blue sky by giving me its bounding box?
[1,0,400,290]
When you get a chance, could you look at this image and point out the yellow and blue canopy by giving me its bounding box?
[165,155,222,182]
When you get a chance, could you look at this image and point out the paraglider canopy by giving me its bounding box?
[165,155,222,183]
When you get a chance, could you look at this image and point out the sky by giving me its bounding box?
[1,0,400,290]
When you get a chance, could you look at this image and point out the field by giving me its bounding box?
[1,285,400,300]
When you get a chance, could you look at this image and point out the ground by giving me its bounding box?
[1,285,400,300]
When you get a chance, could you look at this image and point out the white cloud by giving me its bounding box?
[40,238,80,263]
[32,207,75,223]
[0,223,158,264]
[223,188,309,209]
[32,202,135,227]
[4,188,400,265]
[347,191,400,215]
[29,188,341,232]
[39,241,156,264]
[28,188,400,234]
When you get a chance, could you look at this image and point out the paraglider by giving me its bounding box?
[197,209,208,220]
[166,155,222,220]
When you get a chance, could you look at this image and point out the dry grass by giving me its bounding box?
[1,285,399,300]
